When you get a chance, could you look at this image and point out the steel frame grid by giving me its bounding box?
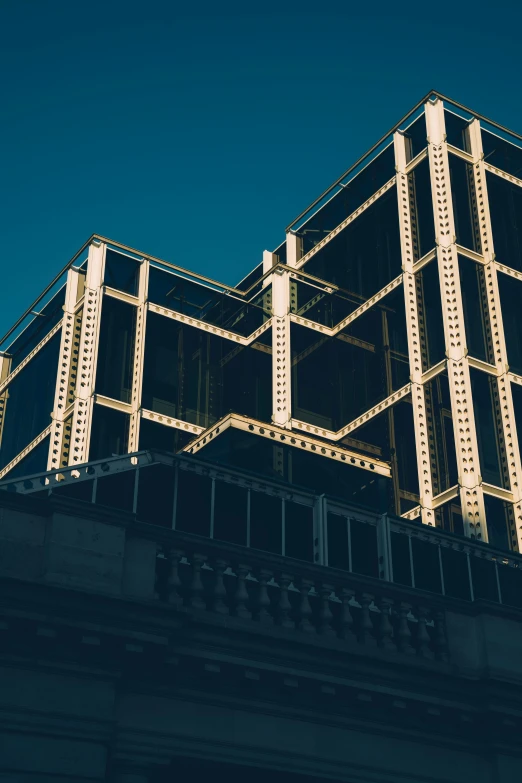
[3,95,522,557]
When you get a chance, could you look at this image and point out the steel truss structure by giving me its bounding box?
[3,91,522,552]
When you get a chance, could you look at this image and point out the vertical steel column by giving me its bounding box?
[426,99,487,541]
[468,120,522,551]
[48,268,83,470]
[285,231,302,268]
[128,259,149,453]
[69,240,105,465]
[271,267,292,428]
[0,353,12,449]
[394,129,435,525]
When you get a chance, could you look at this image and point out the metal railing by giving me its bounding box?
[1,450,521,612]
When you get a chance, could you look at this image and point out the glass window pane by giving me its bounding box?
[469,369,505,489]
[416,259,445,370]
[408,157,435,259]
[444,110,471,153]
[327,513,349,570]
[148,266,270,337]
[412,538,442,593]
[175,469,211,537]
[470,555,500,602]
[486,172,522,273]
[483,129,522,179]
[350,519,378,578]
[89,405,129,461]
[425,373,458,495]
[435,497,464,538]
[403,112,427,162]
[497,562,522,609]
[7,286,66,371]
[290,279,358,329]
[303,186,402,298]
[484,494,514,552]
[137,464,175,526]
[441,546,471,600]
[250,491,282,554]
[1,435,50,480]
[213,481,248,546]
[95,296,135,403]
[104,249,140,296]
[448,153,480,253]
[97,470,135,513]
[296,145,395,257]
[498,272,522,374]
[0,333,60,470]
[459,255,490,363]
[284,501,313,562]
[390,532,412,586]
[138,417,194,453]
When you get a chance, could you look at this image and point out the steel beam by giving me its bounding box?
[69,240,105,465]
[426,99,487,542]
[182,412,391,477]
[128,260,149,453]
[271,267,292,428]
[468,118,522,552]
[394,126,437,526]
[0,352,11,450]
[48,269,83,470]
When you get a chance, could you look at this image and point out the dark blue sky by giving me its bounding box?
[1,0,521,335]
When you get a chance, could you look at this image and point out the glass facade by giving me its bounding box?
[3,93,522,556]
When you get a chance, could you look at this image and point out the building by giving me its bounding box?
[0,91,522,782]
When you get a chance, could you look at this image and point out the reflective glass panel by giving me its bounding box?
[0,435,50,480]
[0,332,60,470]
[459,255,490,363]
[403,112,427,162]
[214,481,248,546]
[469,369,505,489]
[89,405,129,461]
[412,538,442,594]
[138,417,194,453]
[290,279,359,328]
[408,157,435,260]
[326,513,349,570]
[250,491,282,554]
[350,519,379,578]
[482,129,522,179]
[444,110,471,153]
[448,153,480,253]
[175,469,212,537]
[390,532,413,587]
[296,145,395,256]
[441,545,471,600]
[97,470,135,514]
[486,171,522,273]
[302,186,401,298]
[284,501,313,562]
[142,314,272,428]
[424,373,458,495]
[137,464,175,526]
[148,266,270,337]
[498,562,522,609]
[415,259,445,370]
[470,553,500,602]
[484,494,513,552]
[104,249,140,296]
[95,296,135,403]
[7,286,66,371]
[498,272,522,374]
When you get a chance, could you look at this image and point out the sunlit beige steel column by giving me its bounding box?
[128,259,149,453]
[270,262,292,429]
[426,99,487,541]
[47,268,83,470]
[468,120,522,551]
[394,127,435,525]
[69,240,105,465]
[0,353,11,450]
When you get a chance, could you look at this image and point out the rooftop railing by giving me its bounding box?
[1,450,521,614]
